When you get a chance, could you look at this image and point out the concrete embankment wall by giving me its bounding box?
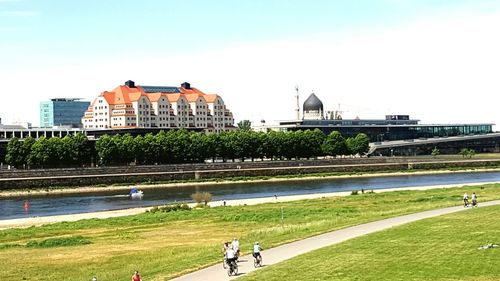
[1,158,499,190]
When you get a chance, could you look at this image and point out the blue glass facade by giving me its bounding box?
[40,99,90,128]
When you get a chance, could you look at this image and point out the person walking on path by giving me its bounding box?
[463,193,469,207]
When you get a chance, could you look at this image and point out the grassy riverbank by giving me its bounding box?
[1,183,500,280]
[239,204,500,281]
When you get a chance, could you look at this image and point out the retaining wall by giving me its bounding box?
[1,158,499,190]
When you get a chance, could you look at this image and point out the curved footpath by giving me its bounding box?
[0,181,498,230]
[171,200,500,281]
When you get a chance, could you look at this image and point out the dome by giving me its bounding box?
[303,93,323,111]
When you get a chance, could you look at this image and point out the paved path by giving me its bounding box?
[171,200,500,281]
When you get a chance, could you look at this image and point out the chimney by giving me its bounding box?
[125,80,136,88]
[181,82,191,89]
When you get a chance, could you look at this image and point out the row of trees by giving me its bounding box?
[3,129,370,168]
[5,134,92,168]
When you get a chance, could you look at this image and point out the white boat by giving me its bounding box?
[129,188,144,199]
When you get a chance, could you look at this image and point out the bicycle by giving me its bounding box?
[253,253,262,268]
[227,259,238,276]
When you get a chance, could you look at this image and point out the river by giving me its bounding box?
[1,171,500,220]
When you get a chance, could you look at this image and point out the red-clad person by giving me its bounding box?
[132,271,142,281]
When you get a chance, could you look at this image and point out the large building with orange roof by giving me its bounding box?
[82,80,234,133]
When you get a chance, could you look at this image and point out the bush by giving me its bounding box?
[191,192,213,206]
[148,203,191,213]
[351,190,359,195]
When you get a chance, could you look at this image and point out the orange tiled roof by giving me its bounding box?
[94,82,222,109]
[204,94,219,103]
[166,93,181,103]
[148,92,162,102]
[185,93,203,102]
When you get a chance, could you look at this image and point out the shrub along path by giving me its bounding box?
[171,200,500,281]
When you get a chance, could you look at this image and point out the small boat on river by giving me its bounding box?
[129,188,144,199]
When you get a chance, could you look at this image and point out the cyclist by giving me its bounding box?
[253,241,262,261]
[222,242,230,268]
[231,237,240,258]
[471,192,478,207]
[225,246,237,270]
[463,193,469,207]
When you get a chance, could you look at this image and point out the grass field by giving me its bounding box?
[1,183,500,280]
[239,204,500,281]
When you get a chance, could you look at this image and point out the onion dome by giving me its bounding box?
[303,93,323,112]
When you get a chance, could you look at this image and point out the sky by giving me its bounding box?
[1,0,499,129]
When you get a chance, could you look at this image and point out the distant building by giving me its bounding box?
[257,92,494,142]
[40,98,90,128]
[82,80,235,133]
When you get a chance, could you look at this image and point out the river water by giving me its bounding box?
[1,171,500,220]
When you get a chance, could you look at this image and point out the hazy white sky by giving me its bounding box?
[1,0,499,129]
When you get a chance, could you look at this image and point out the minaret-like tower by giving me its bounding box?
[295,85,300,120]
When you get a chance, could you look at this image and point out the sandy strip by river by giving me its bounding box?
[0,180,498,230]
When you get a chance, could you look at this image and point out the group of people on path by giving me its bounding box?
[223,238,240,266]
[463,192,478,207]
[222,237,263,265]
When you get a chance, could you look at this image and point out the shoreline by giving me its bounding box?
[1,167,500,198]
[0,180,498,230]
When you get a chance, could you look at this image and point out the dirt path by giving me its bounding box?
[170,200,500,281]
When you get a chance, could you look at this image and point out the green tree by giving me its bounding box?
[346,133,370,155]
[322,131,348,157]
[237,120,252,131]
[95,135,117,166]
[5,138,24,168]
[22,137,36,168]
[303,129,326,158]
[29,137,51,168]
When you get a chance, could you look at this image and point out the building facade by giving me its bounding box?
[257,92,494,142]
[82,81,235,133]
[40,98,90,128]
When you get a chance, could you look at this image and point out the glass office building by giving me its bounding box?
[40,98,90,128]
[278,118,493,142]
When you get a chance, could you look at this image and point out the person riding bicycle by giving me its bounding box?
[225,246,237,268]
[463,192,469,207]
[471,192,478,207]
[231,237,240,258]
[222,242,230,267]
[253,241,262,260]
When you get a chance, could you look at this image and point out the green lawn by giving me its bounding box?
[239,204,500,281]
[1,184,500,280]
